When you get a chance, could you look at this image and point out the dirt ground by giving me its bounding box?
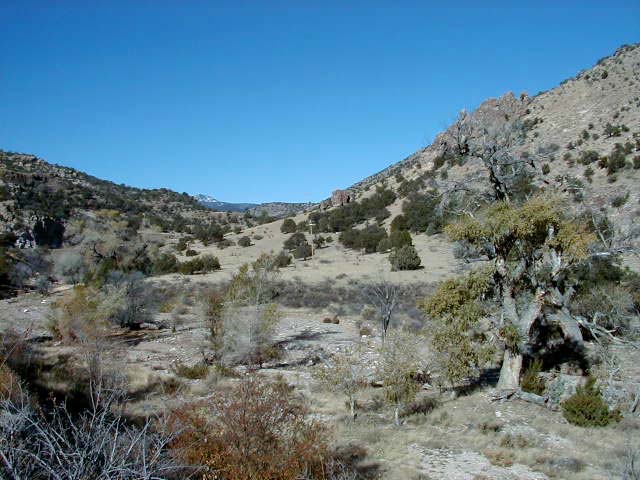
[2,226,639,480]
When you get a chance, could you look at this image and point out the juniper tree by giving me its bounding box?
[438,197,594,389]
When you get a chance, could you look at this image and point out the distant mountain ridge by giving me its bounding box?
[194,194,257,212]
[195,193,312,218]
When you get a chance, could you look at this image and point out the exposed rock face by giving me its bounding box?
[331,189,351,207]
[320,199,332,210]
[13,218,65,249]
[32,218,65,248]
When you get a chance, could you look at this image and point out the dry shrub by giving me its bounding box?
[171,361,209,380]
[521,359,546,395]
[478,419,503,434]
[162,376,184,395]
[499,433,531,449]
[359,325,373,336]
[403,396,439,417]
[0,364,22,403]
[47,285,111,341]
[171,375,331,480]
[484,447,515,467]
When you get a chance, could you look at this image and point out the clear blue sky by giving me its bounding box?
[1,2,638,203]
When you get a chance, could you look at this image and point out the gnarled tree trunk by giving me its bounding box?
[497,348,522,390]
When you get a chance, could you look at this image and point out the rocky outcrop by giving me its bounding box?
[14,217,65,249]
[32,217,65,248]
[331,189,351,207]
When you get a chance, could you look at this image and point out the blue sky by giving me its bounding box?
[1,2,639,203]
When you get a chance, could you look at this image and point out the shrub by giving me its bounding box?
[562,377,621,427]
[633,155,640,169]
[359,226,387,253]
[314,348,368,419]
[185,249,197,257]
[389,229,412,249]
[54,251,87,284]
[281,218,297,234]
[171,376,330,480]
[175,236,190,251]
[283,232,308,251]
[215,255,281,365]
[604,123,622,137]
[179,255,221,275]
[0,385,180,479]
[377,331,424,425]
[0,363,23,403]
[402,192,442,234]
[389,245,421,271]
[572,282,634,334]
[376,237,392,253]
[193,221,225,246]
[521,359,545,395]
[153,252,180,274]
[308,187,396,233]
[612,192,630,208]
[390,214,408,232]
[541,163,550,175]
[579,150,599,165]
[339,226,388,254]
[275,250,292,268]
[293,242,312,260]
[108,272,154,329]
[584,166,594,182]
[607,146,628,175]
[48,285,110,341]
[171,361,209,379]
[216,238,235,249]
[238,236,252,247]
[313,235,326,249]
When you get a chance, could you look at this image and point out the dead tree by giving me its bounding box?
[363,277,399,343]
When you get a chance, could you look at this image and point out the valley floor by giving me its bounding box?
[2,228,639,480]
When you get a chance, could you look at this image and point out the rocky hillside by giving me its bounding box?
[344,43,640,239]
[0,151,228,247]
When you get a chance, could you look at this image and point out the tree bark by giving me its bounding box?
[497,348,523,390]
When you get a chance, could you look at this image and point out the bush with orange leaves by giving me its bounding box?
[171,375,332,480]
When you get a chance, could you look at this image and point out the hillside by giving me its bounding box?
[341,44,640,242]
[0,151,245,246]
